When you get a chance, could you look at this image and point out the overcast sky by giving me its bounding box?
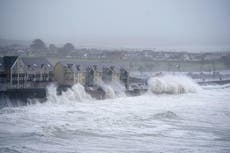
[0,0,230,50]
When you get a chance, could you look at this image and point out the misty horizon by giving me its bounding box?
[0,0,230,51]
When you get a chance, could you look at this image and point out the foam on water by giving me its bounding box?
[153,111,179,120]
[0,83,230,153]
[148,75,202,94]
[1,75,230,153]
[202,83,230,90]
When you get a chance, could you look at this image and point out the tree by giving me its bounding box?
[58,42,75,57]
[48,44,58,53]
[30,39,46,50]
[49,44,56,50]
[63,43,75,52]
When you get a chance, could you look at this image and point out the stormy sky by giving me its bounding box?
[0,0,230,50]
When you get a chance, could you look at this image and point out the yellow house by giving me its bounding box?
[92,65,103,83]
[54,62,128,87]
[101,64,122,83]
[54,62,86,86]
[111,65,120,81]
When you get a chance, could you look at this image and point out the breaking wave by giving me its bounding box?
[96,81,126,98]
[148,75,201,94]
[47,84,92,104]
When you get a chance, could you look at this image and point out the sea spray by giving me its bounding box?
[148,75,201,94]
[1,84,230,153]
[46,84,92,104]
[96,80,126,98]
[96,81,116,98]
[108,81,126,97]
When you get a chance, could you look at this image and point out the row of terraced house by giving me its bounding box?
[0,56,129,91]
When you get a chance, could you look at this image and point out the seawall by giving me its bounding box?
[0,88,47,107]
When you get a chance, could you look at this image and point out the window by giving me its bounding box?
[12,73,17,77]
[28,74,34,81]
[36,74,40,78]
[35,74,40,81]
[12,80,17,84]
[19,80,24,84]
[42,73,48,81]
[19,73,25,77]
[67,64,73,69]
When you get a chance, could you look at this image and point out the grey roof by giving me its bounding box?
[2,56,18,70]
[22,57,53,70]
[58,61,102,73]
[58,61,127,73]
[0,56,19,71]
[59,61,89,72]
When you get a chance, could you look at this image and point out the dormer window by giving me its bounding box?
[67,64,73,69]
[76,65,80,71]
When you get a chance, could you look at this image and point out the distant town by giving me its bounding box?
[0,39,230,73]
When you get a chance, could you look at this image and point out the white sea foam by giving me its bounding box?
[47,84,92,104]
[96,81,126,98]
[202,83,230,90]
[148,75,201,94]
[0,82,230,153]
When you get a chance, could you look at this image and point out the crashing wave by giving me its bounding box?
[148,75,201,94]
[96,81,126,98]
[47,84,92,104]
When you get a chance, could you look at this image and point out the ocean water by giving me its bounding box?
[0,75,230,153]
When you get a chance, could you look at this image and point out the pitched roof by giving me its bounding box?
[58,61,128,73]
[59,61,94,73]
[2,56,18,70]
[21,57,53,70]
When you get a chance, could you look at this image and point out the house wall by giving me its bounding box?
[54,63,88,86]
[112,73,120,82]
[9,57,54,89]
[54,63,126,87]
[79,72,86,85]
[94,72,102,83]
[63,68,74,86]
[54,63,65,85]
[74,72,85,85]
[10,57,26,88]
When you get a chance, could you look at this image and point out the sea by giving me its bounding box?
[0,75,230,153]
